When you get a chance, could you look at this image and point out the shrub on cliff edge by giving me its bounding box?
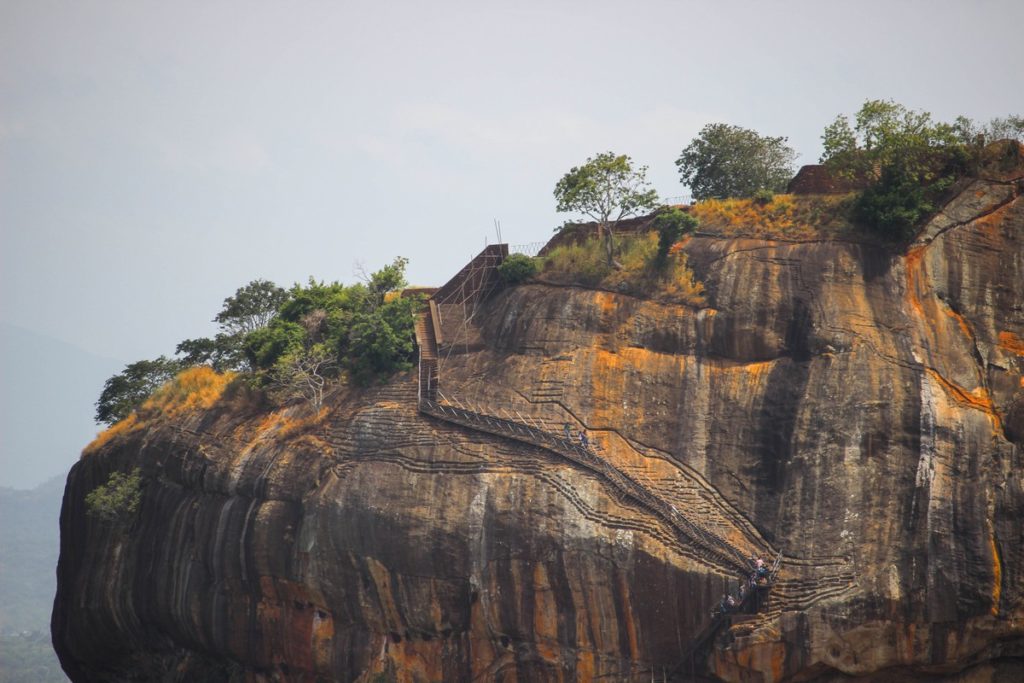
[498,253,539,284]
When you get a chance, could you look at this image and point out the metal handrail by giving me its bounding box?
[413,250,782,677]
[420,397,753,575]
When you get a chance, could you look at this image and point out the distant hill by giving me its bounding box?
[0,475,64,633]
[0,475,68,681]
[0,323,123,490]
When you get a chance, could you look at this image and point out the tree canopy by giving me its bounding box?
[675,124,797,201]
[554,152,659,266]
[820,99,968,183]
[819,99,1002,239]
[176,279,289,372]
[214,279,289,336]
[95,258,420,424]
[245,258,418,390]
[94,356,182,425]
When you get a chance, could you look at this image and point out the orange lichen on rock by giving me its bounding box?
[531,563,560,664]
[943,304,976,341]
[925,368,1002,432]
[246,406,330,448]
[991,530,1002,615]
[903,246,928,319]
[594,290,617,316]
[616,569,640,662]
[998,331,1024,356]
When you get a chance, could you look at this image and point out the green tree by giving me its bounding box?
[820,99,965,182]
[820,99,983,239]
[176,279,289,372]
[363,256,409,309]
[175,333,249,372]
[554,152,659,267]
[85,468,142,522]
[652,207,699,268]
[675,124,797,201]
[95,357,182,425]
[244,258,418,391]
[344,301,417,385]
[214,279,289,335]
[243,320,307,371]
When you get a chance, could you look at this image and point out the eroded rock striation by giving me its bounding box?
[54,160,1024,682]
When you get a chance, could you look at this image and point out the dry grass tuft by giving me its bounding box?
[254,406,330,441]
[84,367,235,455]
[83,414,140,455]
[139,366,235,418]
[540,233,705,306]
[690,193,858,240]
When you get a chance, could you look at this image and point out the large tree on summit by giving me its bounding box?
[675,123,796,201]
[554,151,659,267]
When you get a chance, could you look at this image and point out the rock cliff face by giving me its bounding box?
[54,164,1024,682]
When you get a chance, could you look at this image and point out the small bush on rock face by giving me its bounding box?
[652,207,699,267]
[498,253,539,284]
[85,468,142,522]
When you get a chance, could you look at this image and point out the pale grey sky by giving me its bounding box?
[1,0,1022,486]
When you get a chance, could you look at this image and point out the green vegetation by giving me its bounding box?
[821,99,1022,240]
[94,357,183,426]
[244,259,419,389]
[498,253,539,284]
[821,99,964,239]
[84,468,142,522]
[676,123,797,201]
[540,231,704,305]
[93,108,1021,426]
[94,258,418,427]
[177,279,288,371]
[652,207,698,268]
[554,152,659,267]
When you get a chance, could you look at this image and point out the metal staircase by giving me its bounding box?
[409,244,781,678]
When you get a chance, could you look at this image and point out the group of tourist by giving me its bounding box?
[717,555,772,617]
[563,423,589,449]
[555,420,774,622]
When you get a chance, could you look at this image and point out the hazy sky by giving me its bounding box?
[1,0,1022,486]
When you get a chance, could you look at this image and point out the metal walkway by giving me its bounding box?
[411,244,780,677]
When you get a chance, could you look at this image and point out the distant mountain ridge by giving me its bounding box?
[0,323,123,489]
[0,475,68,681]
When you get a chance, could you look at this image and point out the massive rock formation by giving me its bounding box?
[54,158,1024,682]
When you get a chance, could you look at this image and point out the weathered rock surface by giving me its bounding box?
[54,166,1024,682]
